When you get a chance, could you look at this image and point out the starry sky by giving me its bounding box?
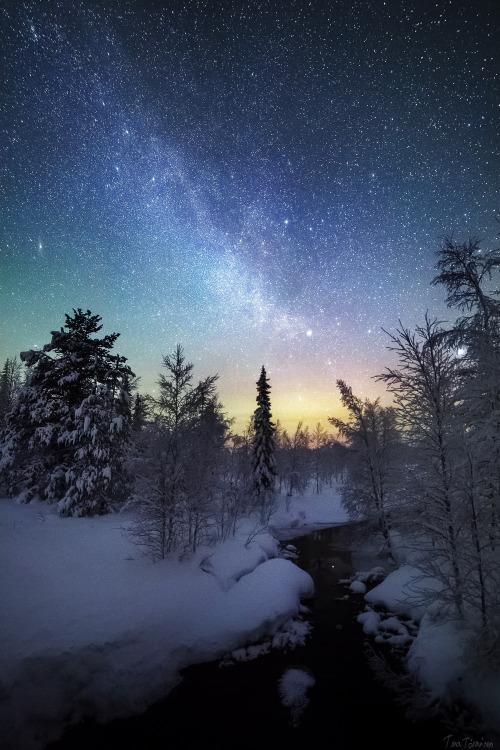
[1,0,499,432]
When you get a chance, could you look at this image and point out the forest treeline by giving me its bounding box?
[1,236,500,665]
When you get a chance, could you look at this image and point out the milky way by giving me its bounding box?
[1,0,499,430]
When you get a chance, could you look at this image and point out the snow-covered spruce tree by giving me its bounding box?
[58,363,133,516]
[129,345,229,558]
[251,366,277,523]
[329,381,400,561]
[0,310,134,514]
[0,365,54,499]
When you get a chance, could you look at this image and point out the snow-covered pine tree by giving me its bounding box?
[0,310,134,514]
[58,363,133,516]
[251,366,277,520]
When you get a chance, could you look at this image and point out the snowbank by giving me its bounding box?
[406,613,467,695]
[364,564,443,621]
[407,614,500,734]
[361,562,500,735]
[0,496,320,750]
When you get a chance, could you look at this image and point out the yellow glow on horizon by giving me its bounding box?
[223,378,393,435]
[139,357,394,436]
[225,391,346,435]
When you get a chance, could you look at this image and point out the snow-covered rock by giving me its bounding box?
[278,667,315,726]
[357,609,381,635]
[350,580,367,594]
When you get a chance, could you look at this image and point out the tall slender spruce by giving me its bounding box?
[252,366,277,499]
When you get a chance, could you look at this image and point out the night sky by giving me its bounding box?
[1,0,499,432]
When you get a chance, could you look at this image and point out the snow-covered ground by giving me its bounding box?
[354,562,500,737]
[0,490,347,750]
[2,489,499,748]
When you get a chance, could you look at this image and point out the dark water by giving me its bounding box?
[47,523,488,750]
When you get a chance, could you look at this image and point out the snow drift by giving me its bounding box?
[0,499,314,750]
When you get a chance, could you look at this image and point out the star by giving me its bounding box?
[1,0,497,433]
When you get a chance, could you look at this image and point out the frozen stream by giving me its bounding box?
[47,522,452,749]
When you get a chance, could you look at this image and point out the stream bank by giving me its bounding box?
[47,521,460,750]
